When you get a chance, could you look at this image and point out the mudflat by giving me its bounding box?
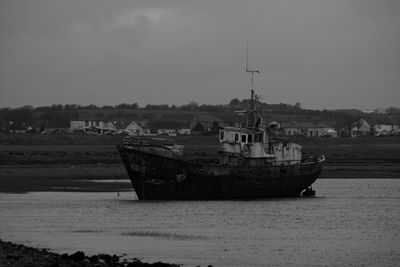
[1,134,399,192]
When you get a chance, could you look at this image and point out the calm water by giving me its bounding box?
[1,179,399,266]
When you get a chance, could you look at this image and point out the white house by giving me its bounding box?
[70,120,117,134]
[178,128,191,135]
[280,122,304,136]
[350,119,371,137]
[357,119,371,136]
[308,127,337,137]
[123,121,145,136]
[280,122,336,137]
[374,124,399,136]
[350,126,359,138]
[283,126,303,136]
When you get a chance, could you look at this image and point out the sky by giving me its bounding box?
[1,0,399,110]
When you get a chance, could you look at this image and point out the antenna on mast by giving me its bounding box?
[245,41,259,129]
[246,40,249,72]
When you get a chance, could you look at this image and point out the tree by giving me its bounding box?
[50,104,63,110]
[229,98,240,107]
[386,107,400,115]
[180,101,199,111]
[116,103,139,109]
[100,105,114,109]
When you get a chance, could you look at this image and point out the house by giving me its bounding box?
[374,124,399,136]
[357,119,371,136]
[42,120,70,134]
[70,120,117,134]
[307,126,336,137]
[280,122,336,137]
[190,114,225,132]
[338,126,350,137]
[123,121,146,136]
[350,119,371,137]
[280,122,303,136]
[350,126,359,138]
[191,122,206,135]
[178,128,191,135]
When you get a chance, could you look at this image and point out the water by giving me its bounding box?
[1,179,399,266]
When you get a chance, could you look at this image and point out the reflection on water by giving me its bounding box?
[1,179,399,267]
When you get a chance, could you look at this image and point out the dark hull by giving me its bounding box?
[118,144,324,200]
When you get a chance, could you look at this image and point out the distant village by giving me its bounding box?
[61,118,400,137]
[1,101,399,138]
[2,115,399,138]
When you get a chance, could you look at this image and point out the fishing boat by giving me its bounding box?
[117,62,325,200]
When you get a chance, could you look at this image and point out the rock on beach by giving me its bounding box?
[0,240,180,267]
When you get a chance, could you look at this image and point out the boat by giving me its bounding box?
[117,61,325,200]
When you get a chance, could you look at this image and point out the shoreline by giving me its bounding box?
[1,140,399,193]
[0,239,179,267]
[0,164,399,193]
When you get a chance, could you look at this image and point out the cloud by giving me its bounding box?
[1,0,399,109]
[113,8,170,28]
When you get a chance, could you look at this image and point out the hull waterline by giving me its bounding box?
[118,144,324,200]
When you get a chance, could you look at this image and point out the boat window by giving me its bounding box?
[220,131,224,140]
[234,133,239,142]
[241,134,247,143]
[254,133,263,142]
[248,134,253,143]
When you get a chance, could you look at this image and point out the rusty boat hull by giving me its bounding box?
[117,144,324,200]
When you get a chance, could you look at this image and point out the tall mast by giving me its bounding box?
[246,41,259,129]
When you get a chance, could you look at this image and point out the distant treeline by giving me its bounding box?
[0,98,303,112]
[1,99,399,129]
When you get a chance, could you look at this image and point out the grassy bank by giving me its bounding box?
[1,134,399,192]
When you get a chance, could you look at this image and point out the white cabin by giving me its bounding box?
[218,126,302,165]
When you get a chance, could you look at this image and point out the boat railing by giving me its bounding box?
[301,154,325,163]
[122,136,170,146]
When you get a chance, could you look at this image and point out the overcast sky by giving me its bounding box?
[1,0,399,110]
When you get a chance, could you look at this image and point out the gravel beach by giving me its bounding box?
[0,240,180,267]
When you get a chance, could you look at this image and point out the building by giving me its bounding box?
[70,120,117,134]
[122,121,146,136]
[357,119,371,136]
[280,122,336,137]
[190,114,225,132]
[191,122,206,135]
[338,126,350,137]
[307,126,336,137]
[350,119,371,137]
[178,128,191,135]
[374,124,399,136]
[281,124,303,136]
